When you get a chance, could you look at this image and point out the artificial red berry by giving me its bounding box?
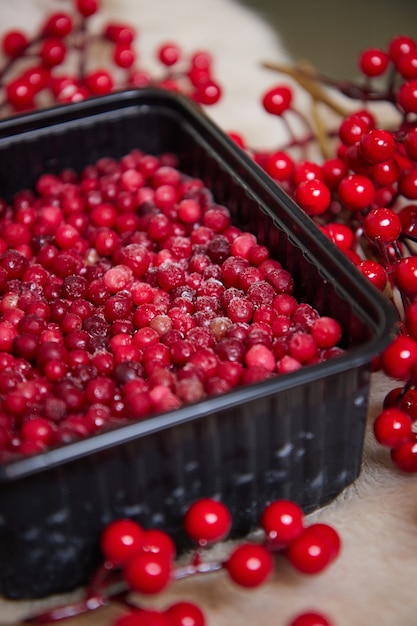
[286,525,338,575]
[360,129,395,163]
[388,35,416,64]
[262,85,293,115]
[100,518,144,566]
[397,80,417,114]
[363,207,401,243]
[166,602,206,626]
[76,0,99,17]
[40,38,67,67]
[394,256,417,296]
[289,611,332,626]
[184,498,232,546]
[225,543,273,588]
[357,260,387,291]
[391,436,417,472]
[359,48,389,77]
[381,335,417,380]
[260,499,304,547]
[124,552,172,594]
[158,43,181,66]
[2,30,28,58]
[373,407,413,448]
[338,174,375,210]
[295,179,331,216]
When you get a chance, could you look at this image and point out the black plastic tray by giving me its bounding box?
[0,88,397,599]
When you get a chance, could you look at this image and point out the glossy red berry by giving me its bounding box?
[338,174,375,210]
[357,260,387,291]
[338,115,369,146]
[262,86,293,116]
[289,611,332,626]
[388,35,416,63]
[100,518,144,566]
[373,407,413,448]
[363,207,401,243]
[398,167,417,199]
[394,256,417,296]
[2,30,28,58]
[42,13,73,38]
[391,435,417,472]
[359,48,389,77]
[225,543,273,588]
[40,38,67,67]
[158,43,181,66]
[381,335,417,380]
[397,80,417,114]
[295,179,331,216]
[85,70,114,95]
[124,552,172,594]
[166,601,206,626]
[76,0,99,17]
[286,525,337,575]
[260,499,304,547]
[404,127,417,161]
[360,129,395,163]
[265,151,295,181]
[184,498,232,545]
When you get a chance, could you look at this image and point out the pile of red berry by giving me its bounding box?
[0,0,221,116]
[29,498,338,626]
[0,147,344,460]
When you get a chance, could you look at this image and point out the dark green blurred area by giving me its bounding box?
[239,0,417,79]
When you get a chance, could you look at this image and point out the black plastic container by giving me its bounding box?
[0,88,397,599]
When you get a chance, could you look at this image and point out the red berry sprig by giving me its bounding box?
[25,498,340,624]
[243,35,417,476]
[0,0,221,115]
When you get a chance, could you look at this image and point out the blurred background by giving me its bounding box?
[239,0,417,79]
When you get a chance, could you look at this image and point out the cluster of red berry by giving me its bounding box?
[0,0,221,116]
[29,498,337,626]
[243,36,417,476]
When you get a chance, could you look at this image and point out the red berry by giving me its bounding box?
[338,174,375,210]
[397,80,417,114]
[289,611,332,626]
[158,43,181,66]
[396,49,417,79]
[338,115,369,146]
[42,12,73,38]
[360,129,395,163]
[373,407,413,448]
[193,81,222,105]
[2,30,28,58]
[166,602,206,626]
[295,179,331,216]
[124,552,172,594]
[260,499,304,547]
[184,498,232,545]
[357,260,387,291]
[404,128,417,160]
[363,207,401,243]
[265,151,294,181]
[381,335,417,380]
[395,256,417,296]
[388,35,416,63]
[40,38,67,67]
[359,48,389,77]
[287,526,336,574]
[398,167,417,199]
[262,85,293,115]
[391,435,417,472]
[76,0,99,17]
[101,519,144,565]
[85,70,114,95]
[226,543,273,588]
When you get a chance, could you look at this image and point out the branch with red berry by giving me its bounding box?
[26,498,337,626]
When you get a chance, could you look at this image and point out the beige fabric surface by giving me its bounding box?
[2,371,417,626]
